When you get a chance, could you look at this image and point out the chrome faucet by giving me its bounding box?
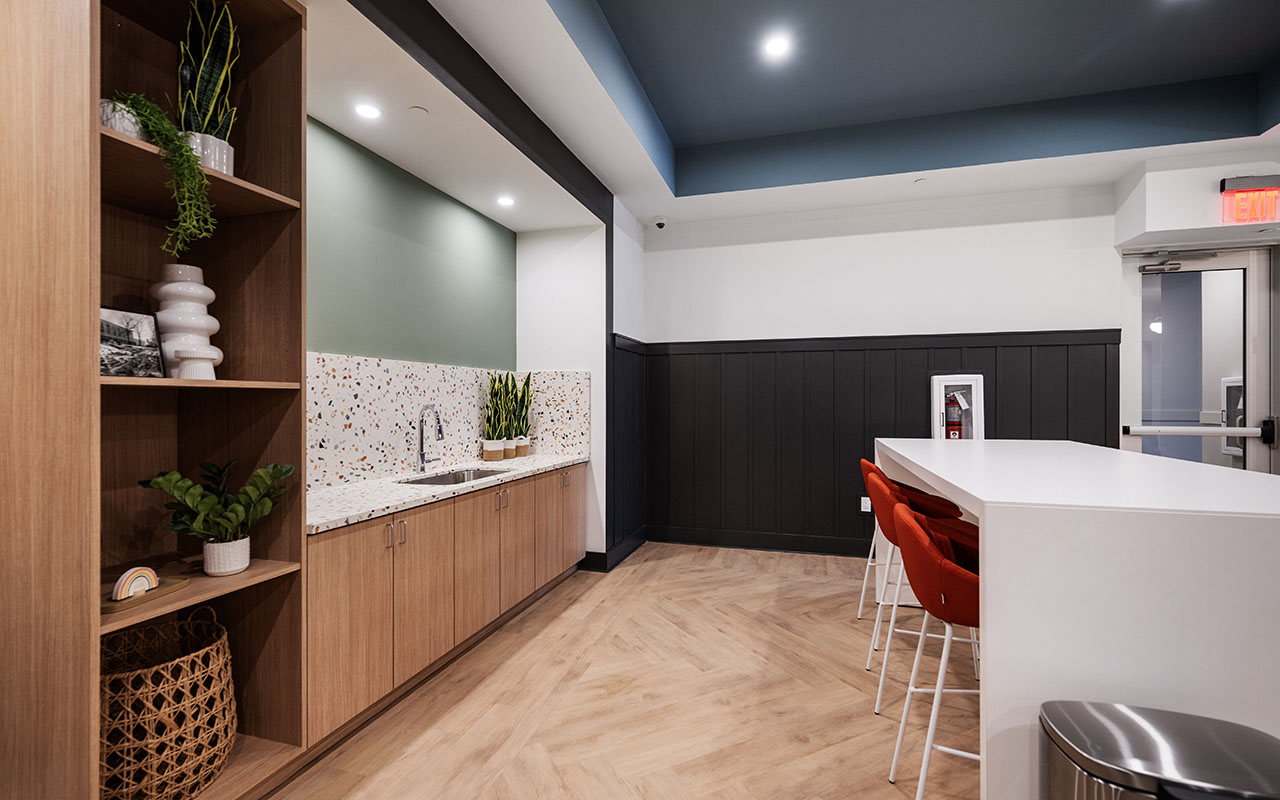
[418,403,445,471]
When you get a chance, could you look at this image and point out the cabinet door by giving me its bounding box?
[393,500,455,687]
[500,478,537,613]
[563,464,588,570]
[454,488,502,642]
[307,518,394,744]
[534,471,563,587]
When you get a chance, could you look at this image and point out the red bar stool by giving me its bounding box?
[857,459,962,621]
[889,505,981,800]
[864,471,979,714]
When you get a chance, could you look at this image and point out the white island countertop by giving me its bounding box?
[306,453,588,534]
[877,438,1280,518]
[874,438,1280,800]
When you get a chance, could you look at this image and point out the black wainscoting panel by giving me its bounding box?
[722,353,753,533]
[620,329,1120,557]
[749,352,778,533]
[694,354,724,530]
[668,354,698,528]
[611,345,647,549]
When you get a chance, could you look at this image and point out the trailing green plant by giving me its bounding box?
[111,92,216,256]
[513,373,531,438]
[483,372,506,440]
[179,0,240,140]
[138,460,294,543]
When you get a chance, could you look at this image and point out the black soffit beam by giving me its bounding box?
[348,0,614,225]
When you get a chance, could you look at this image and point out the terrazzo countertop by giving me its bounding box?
[306,454,589,534]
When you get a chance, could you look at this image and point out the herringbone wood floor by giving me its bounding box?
[274,542,980,799]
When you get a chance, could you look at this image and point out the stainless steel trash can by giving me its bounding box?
[1040,701,1280,799]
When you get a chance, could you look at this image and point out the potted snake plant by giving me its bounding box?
[482,373,506,462]
[513,373,531,456]
[179,0,240,176]
[139,460,293,576]
[502,372,517,459]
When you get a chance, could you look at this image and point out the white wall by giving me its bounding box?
[613,199,646,341]
[516,224,608,552]
[644,215,1122,343]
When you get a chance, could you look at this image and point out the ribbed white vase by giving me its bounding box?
[151,263,223,380]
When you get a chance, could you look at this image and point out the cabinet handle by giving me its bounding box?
[503,489,510,508]
[495,491,502,511]
[399,519,407,545]
[385,521,394,549]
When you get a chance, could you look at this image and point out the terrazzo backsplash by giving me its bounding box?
[307,352,589,489]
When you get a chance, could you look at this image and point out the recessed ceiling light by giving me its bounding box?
[497,195,515,207]
[1149,316,1163,335]
[355,104,382,119]
[761,31,792,63]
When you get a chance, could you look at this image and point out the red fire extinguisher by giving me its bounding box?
[945,393,963,439]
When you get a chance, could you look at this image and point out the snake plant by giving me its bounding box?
[484,373,506,441]
[139,460,293,543]
[179,0,240,140]
[513,373,532,438]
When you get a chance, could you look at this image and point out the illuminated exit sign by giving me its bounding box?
[1221,175,1280,224]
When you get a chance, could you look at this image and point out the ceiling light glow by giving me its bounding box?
[497,195,515,207]
[1149,316,1163,335]
[355,104,382,119]
[761,31,792,62]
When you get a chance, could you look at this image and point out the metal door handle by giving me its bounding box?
[385,521,394,549]
[502,489,510,508]
[399,519,407,545]
[495,491,502,511]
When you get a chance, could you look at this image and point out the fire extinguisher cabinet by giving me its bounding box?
[930,374,985,440]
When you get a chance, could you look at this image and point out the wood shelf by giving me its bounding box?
[100,554,300,635]
[100,376,301,390]
[100,127,300,218]
[191,734,304,800]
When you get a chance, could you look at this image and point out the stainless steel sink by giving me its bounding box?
[399,468,507,486]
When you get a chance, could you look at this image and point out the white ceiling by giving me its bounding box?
[301,0,599,233]
[428,0,1280,246]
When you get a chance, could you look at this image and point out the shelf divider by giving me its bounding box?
[100,376,301,391]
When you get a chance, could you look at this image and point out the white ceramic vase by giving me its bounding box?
[203,538,250,577]
[151,263,223,380]
[100,99,148,141]
[187,132,234,176]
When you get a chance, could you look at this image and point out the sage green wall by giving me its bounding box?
[306,119,516,369]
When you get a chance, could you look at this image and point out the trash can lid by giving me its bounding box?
[1040,701,1280,798]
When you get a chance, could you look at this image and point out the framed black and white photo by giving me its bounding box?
[99,307,166,378]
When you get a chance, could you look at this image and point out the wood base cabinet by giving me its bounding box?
[306,518,395,744]
[454,489,502,642]
[499,478,537,613]
[308,501,456,743]
[537,463,588,586]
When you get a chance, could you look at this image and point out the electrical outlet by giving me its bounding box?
[860,496,872,513]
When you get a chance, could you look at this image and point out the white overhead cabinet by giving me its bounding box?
[930,374,985,440]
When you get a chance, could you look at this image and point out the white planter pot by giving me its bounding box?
[203,537,250,577]
[187,132,234,176]
[151,263,223,380]
[100,99,148,141]
[514,436,530,457]
[482,439,505,462]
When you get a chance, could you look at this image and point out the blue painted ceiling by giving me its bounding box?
[591,0,1280,148]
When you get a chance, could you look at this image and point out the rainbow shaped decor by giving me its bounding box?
[111,566,160,600]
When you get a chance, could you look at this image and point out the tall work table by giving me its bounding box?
[874,438,1280,800]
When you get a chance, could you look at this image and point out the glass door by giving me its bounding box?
[1134,249,1273,472]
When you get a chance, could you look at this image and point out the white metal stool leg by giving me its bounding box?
[856,536,877,620]
[915,622,955,800]
[865,543,896,670]
[969,626,980,680]
[890,612,931,783]
[874,543,910,714]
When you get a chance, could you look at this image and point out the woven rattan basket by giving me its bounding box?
[100,606,238,800]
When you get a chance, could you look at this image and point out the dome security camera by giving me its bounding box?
[653,216,668,230]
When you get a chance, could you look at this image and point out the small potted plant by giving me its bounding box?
[482,373,505,462]
[139,460,294,576]
[179,0,240,176]
[513,373,531,456]
[502,372,517,459]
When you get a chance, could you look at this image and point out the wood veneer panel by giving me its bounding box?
[394,500,455,686]
[0,0,99,793]
[454,489,501,642]
[499,479,537,614]
[306,520,393,745]
[534,471,562,588]
[564,465,588,569]
[101,385,179,566]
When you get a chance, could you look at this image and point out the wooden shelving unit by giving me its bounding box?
[94,0,308,796]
